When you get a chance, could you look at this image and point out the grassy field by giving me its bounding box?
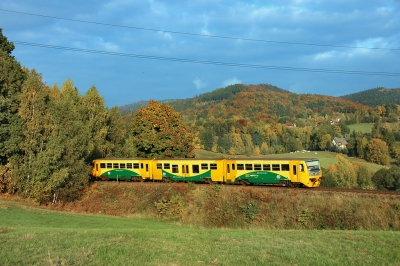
[196,149,386,172]
[347,123,374,134]
[1,197,399,266]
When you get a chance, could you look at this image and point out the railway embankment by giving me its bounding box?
[51,182,400,230]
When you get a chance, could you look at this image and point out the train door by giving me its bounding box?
[182,164,189,178]
[226,163,230,182]
[139,160,151,180]
[152,160,163,181]
[292,164,298,183]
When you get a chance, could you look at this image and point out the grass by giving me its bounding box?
[347,123,374,134]
[1,197,399,266]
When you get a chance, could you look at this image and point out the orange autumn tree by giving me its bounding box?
[130,100,195,158]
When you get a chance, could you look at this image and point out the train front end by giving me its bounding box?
[303,159,322,187]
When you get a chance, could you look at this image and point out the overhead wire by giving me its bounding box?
[12,41,400,76]
[1,8,399,51]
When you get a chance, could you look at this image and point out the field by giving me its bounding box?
[1,196,399,266]
[195,149,386,172]
[347,123,374,134]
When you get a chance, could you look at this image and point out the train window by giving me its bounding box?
[100,163,106,168]
[237,164,244,170]
[210,164,217,170]
[120,163,125,168]
[127,163,132,169]
[254,164,261,170]
[245,164,253,170]
[157,163,162,169]
[164,163,170,169]
[107,163,112,168]
[232,164,236,170]
[300,164,304,172]
[140,163,143,169]
[113,163,119,168]
[96,164,98,171]
[172,165,178,173]
[201,163,208,170]
[192,165,200,173]
[272,164,280,171]
[133,163,139,169]
[263,164,271,171]
[281,164,289,171]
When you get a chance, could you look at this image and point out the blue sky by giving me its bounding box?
[0,0,399,107]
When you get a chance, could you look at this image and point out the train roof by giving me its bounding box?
[93,157,320,161]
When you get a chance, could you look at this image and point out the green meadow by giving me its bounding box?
[1,198,399,266]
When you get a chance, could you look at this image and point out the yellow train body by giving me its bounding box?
[92,158,322,187]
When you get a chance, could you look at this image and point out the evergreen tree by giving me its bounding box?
[0,29,26,192]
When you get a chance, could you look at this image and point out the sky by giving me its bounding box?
[0,0,399,107]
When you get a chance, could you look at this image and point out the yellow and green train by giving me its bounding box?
[92,158,322,187]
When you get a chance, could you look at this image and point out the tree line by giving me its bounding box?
[0,30,194,202]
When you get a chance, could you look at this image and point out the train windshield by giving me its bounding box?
[305,159,320,172]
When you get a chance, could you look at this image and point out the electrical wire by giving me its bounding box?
[12,41,400,76]
[2,8,399,51]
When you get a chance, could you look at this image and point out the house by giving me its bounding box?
[284,122,296,127]
[332,137,348,149]
[330,118,341,125]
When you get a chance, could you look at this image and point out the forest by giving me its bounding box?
[1,29,400,204]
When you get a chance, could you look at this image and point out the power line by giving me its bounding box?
[2,8,399,51]
[12,41,400,76]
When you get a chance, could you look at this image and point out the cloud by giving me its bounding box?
[193,77,207,90]
[222,77,242,87]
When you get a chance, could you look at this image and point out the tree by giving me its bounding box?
[372,166,400,190]
[331,154,358,188]
[365,139,390,165]
[83,85,110,161]
[0,29,26,192]
[357,164,374,189]
[130,100,195,158]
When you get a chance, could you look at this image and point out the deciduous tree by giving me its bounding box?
[331,154,358,188]
[365,139,390,165]
[130,100,195,158]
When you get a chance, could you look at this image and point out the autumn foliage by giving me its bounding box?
[130,100,195,158]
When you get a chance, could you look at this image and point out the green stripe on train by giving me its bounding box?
[235,171,290,184]
[101,169,140,180]
[161,170,212,182]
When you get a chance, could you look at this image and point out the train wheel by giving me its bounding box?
[238,179,250,186]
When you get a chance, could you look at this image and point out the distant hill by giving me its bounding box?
[120,84,369,122]
[340,87,400,107]
[119,99,179,114]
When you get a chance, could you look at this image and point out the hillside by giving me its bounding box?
[340,87,400,107]
[120,84,369,122]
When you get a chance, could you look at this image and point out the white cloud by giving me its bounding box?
[193,77,207,90]
[222,77,242,87]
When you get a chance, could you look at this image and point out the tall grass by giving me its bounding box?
[1,197,399,266]
[53,182,400,231]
